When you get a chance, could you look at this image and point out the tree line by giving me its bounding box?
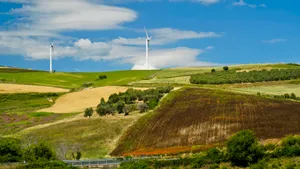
[190,68,300,84]
[120,130,300,169]
[84,86,174,117]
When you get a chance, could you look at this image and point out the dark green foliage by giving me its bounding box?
[285,162,296,169]
[211,69,216,73]
[257,92,261,96]
[116,101,125,114]
[206,148,225,164]
[264,143,276,151]
[209,163,219,169]
[190,68,300,84]
[284,93,290,99]
[16,161,78,169]
[84,107,93,118]
[272,135,300,157]
[0,138,22,163]
[23,142,56,162]
[96,86,173,116]
[226,130,264,167]
[290,93,297,99]
[71,152,81,160]
[223,66,229,71]
[250,159,267,169]
[98,75,107,80]
[119,160,151,169]
[137,103,148,113]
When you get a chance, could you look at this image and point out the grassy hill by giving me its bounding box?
[112,87,300,156]
[0,70,159,89]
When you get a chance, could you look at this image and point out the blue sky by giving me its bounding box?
[0,0,299,72]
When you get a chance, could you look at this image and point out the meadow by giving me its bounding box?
[0,70,159,89]
[112,87,300,156]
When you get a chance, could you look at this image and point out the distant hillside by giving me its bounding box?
[112,87,300,156]
[0,67,43,73]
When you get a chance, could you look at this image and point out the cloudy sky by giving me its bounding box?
[0,0,299,71]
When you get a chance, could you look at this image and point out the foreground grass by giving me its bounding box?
[112,87,300,156]
[15,114,143,159]
[0,70,159,89]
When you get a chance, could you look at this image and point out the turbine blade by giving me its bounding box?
[144,26,149,39]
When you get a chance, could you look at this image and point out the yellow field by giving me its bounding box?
[0,84,69,93]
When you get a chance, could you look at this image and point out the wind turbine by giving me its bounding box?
[144,27,152,70]
[49,43,54,73]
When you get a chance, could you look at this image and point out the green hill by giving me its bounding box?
[112,87,300,156]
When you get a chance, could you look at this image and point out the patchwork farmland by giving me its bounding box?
[112,87,300,156]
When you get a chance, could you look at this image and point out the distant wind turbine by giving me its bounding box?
[49,43,54,73]
[144,27,152,70]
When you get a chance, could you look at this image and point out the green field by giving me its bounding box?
[232,84,300,96]
[136,76,191,84]
[0,70,159,89]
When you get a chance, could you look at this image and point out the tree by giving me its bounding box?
[0,138,22,163]
[291,93,297,100]
[137,103,148,113]
[211,69,216,73]
[116,101,125,114]
[23,142,56,162]
[223,66,229,71]
[226,130,264,167]
[84,107,93,118]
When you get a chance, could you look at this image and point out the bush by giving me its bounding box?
[81,82,93,88]
[226,130,264,167]
[209,163,219,169]
[290,93,296,100]
[16,161,78,169]
[119,160,151,169]
[284,93,290,99]
[98,75,107,80]
[264,143,276,151]
[84,107,93,118]
[0,138,22,163]
[116,101,125,114]
[257,92,261,96]
[23,142,56,162]
[206,148,224,164]
[137,103,149,113]
[223,66,229,71]
[211,69,216,73]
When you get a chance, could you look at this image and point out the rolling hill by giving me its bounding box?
[112,87,300,156]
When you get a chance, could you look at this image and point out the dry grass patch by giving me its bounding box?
[0,84,69,93]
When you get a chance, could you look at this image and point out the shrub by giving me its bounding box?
[284,93,290,99]
[81,82,93,88]
[257,92,261,96]
[290,93,296,100]
[209,163,219,169]
[98,75,107,80]
[137,103,149,113]
[84,107,93,118]
[16,161,78,169]
[223,66,229,71]
[264,143,276,151]
[211,69,216,73]
[119,160,151,169]
[116,101,125,114]
[23,142,56,162]
[206,148,224,163]
[0,138,22,163]
[226,130,264,167]
[286,162,296,169]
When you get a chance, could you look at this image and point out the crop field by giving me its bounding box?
[0,70,159,89]
[232,84,300,96]
[154,63,300,78]
[0,84,69,93]
[136,76,191,84]
[112,88,300,156]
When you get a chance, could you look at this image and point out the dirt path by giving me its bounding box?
[0,84,69,93]
[38,86,146,113]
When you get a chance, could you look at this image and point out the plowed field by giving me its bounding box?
[112,88,300,156]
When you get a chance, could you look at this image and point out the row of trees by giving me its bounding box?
[190,68,300,84]
[0,138,77,168]
[84,86,174,117]
[120,130,300,169]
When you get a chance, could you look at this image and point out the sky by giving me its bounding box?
[0,0,299,72]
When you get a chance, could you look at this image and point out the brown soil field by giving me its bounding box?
[112,88,300,156]
[38,86,146,113]
[0,84,69,93]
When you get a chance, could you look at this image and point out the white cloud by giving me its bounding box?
[232,0,264,8]
[262,39,287,44]
[168,0,221,5]
[113,28,221,46]
[7,0,137,31]
[205,46,215,50]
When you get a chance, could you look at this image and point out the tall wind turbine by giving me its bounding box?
[144,27,152,70]
[49,43,54,73]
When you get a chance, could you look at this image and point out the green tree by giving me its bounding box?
[84,107,93,118]
[211,69,216,73]
[0,138,22,163]
[226,130,264,167]
[290,93,296,100]
[223,66,229,71]
[116,101,125,114]
[23,142,56,162]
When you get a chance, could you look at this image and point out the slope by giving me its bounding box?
[112,87,300,156]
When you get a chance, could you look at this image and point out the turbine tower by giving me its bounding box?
[49,44,54,73]
[144,27,152,70]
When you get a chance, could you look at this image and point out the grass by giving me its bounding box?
[16,115,140,159]
[232,84,300,96]
[136,76,191,84]
[0,112,75,135]
[112,87,300,156]
[0,93,62,113]
[0,70,159,89]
